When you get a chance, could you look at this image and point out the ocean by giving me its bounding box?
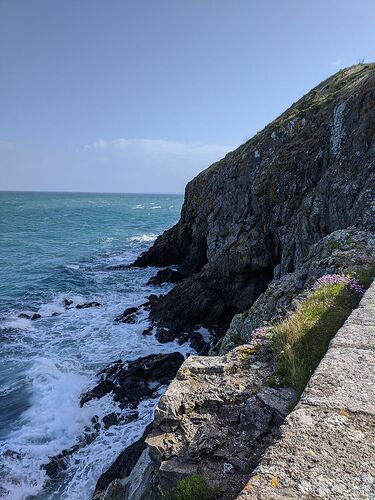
[0,191,188,499]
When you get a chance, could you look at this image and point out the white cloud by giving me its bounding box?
[83,137,231,157]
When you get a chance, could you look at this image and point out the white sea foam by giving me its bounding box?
[149,205,162,209]
[0,274,189,499]
[128,233,158,243]
[65,264,80,270]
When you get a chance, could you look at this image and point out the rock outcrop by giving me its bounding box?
[133,64,375,343]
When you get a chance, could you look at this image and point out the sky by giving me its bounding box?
[1,0,375,194]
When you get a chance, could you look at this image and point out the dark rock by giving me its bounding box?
[141,294,160,311]
[189,331,209,354]
[114,306,139,323]
[80,352,185,409]
[80,379,116,406]
[31,313,42,320]
[93,423,153,499]
[147,268,184,286]
[131,64,375,343]
[146,294,158,302]
[76,301,101,310]
[18,313,30,319]
[105,264,129,271]
[63,298,73,308]
[155,327,176,343]
[142,326,153,336]
[51,312,60,316]
[102,410,138,430]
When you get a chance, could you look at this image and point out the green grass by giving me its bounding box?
[162,475,216,500]
[271,283,360,399]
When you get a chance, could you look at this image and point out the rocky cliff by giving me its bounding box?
[94,65,375,499]
[134,63,375,346]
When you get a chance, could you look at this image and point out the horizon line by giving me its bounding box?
[0,189,184,196]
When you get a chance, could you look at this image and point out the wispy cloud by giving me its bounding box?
[83,138,232,157]
[0,138,235,193]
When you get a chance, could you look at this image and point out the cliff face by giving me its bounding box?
[95,65,375,500]
[134,64,375,339]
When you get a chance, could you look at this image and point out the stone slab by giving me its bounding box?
[330,323,375,350]
[303,346,375,416]
[238,406,375,499]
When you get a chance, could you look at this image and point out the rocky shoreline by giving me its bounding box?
[41,64,375,499]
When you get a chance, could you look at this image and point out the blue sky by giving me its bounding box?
[1,0,375,193]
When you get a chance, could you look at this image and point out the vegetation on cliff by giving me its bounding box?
[271,274,365,398]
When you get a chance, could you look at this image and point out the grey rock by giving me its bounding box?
[145,344,295,499]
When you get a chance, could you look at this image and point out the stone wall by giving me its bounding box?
[238,279,375,499]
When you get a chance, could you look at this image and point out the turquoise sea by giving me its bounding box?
[0,191,187,499]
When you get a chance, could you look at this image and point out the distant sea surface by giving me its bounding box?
[0,191,186,499]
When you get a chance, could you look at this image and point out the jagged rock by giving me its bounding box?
[144,342,295,499]
[147,268,184,286]
[63,298,73,308]
[31,313,42,320]
[18,313,31,319]
[93,424,154,500]
[131,64,375,342]
[80,353,185,409]
[189,331,209,354]
[114,306,139,323]
[76,301,101,309]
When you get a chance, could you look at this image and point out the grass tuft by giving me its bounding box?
[271,282,360,398]
[162,475,216,500]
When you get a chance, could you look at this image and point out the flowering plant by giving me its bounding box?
[314,274,365,296]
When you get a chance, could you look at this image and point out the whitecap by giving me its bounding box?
[128,234,158,243]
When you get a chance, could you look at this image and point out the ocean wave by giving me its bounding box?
[65,264,80,270]
[128,234,158,243]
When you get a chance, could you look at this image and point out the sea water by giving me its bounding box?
[0,191,187,499]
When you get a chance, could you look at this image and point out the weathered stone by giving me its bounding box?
[238,407,375,500]
[302,347,375,416]
[144,343,295,499]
